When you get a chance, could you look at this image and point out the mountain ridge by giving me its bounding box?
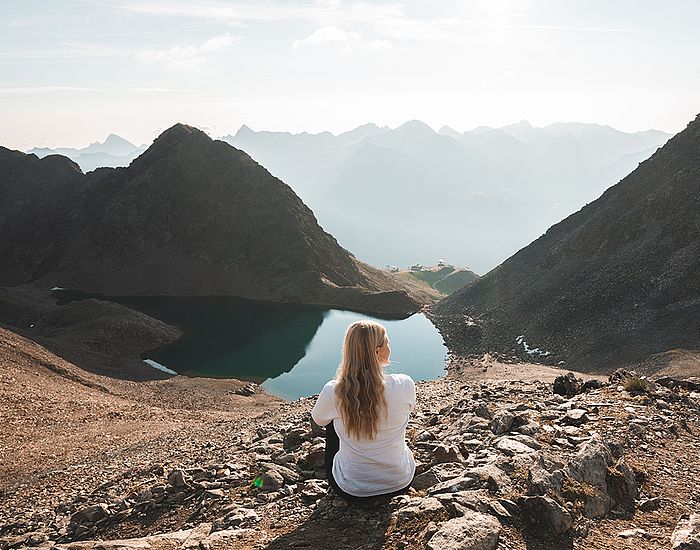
[1,123,430,316]
[433,113,700,371]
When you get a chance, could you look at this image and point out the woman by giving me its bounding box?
[311,320,416,503]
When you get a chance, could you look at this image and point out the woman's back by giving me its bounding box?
[312,372,416,497]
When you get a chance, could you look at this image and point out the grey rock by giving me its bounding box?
[427,511,500,550]
[639,497,664,512]
[301,442,325,469]
[581,379,605,392]
[415,430,435,443]
[522,495,573,536]
[26,533,49,546]
[411,468,452,491]
[259,469,284,492]
[393,497,445,528]
[283,428,307,451]
[606,458,637,515]
[515,422,541,436]
[264,463,302,484]
[472,403,493,420]
[508,434,542,450]
[431,444,462,464]
[469,464,511,494]
[489,411,515,435]
[167,469,188,488]
[182,523,213,549]
[70,503,109,527]
[428,472,481,495]
[553,372,581,397]
[562,408,589,426]
[671,513,700,549]
[495,437,537,456]
[299,480,327,502]
[566,438,613,518]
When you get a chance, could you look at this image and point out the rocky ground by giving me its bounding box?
[2,327,700,549]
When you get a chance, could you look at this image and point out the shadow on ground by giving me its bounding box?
[264,496,395,550]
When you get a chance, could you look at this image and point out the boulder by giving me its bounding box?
[489,411,515,435]
[393,497,446,528]
[562,409,589,426]
[167,469,188,488]
[428,472,481,495]
[671,513,700,550]
[70,503,109,527]
[283,427,307,451]
[495,437,537,456]
[431,444,462,464]
[413,463,464,491]
[553,372,581,397]
[301,442,325,469]
[606,458,638,515]
[565,438,613,518]
[427,512,500,550]
[521,495,573,536]
[259,469,284,492]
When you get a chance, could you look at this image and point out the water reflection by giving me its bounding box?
[53,291,446,400]
[261,309,446,400]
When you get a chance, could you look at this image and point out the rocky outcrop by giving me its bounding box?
[433,113,700,371]
[672,514,700,549]
[3,363,699,549]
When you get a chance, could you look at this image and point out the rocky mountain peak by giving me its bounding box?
[153,123,210,148]
[234,124,255,139]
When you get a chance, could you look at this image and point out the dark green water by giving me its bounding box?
[54,292,447,400]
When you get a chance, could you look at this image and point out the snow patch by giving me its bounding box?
[516,335,551,356]
[144,359,177,376]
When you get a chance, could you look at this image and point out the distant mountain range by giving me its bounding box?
[224,121,671,273]
[28,134,147,173]
[27,121,672,274]
[4,124,431,316]
[434,114,700,371]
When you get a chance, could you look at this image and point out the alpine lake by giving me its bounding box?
[54,292,448,400]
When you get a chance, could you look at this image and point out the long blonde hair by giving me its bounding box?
[335,320,388,441]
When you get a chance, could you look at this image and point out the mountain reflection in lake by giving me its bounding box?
[54,292,447,400]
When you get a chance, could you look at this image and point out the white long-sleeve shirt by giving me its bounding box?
[311,373,416,497]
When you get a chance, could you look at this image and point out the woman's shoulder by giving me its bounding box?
[384,372,415,387]
[319,378,339,396]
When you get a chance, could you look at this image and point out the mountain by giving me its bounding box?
[27,134,147,172]
[433,114,700,371]
[225,121,671,273]
[1,124,430,316]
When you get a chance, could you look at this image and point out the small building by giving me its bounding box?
[437,258,446,267]
[386,265,399,273]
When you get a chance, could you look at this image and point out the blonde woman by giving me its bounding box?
[311,320,416,502]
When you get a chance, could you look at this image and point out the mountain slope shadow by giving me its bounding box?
[54,291,328,380]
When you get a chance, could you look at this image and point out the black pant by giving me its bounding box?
[324,421,412,504]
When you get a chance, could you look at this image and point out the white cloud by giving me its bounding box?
[293,26,392,51]
[200,33,238,51]
[293,26,359,48]
[135,33,237,70]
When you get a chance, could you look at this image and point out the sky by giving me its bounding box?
[1,0,699,150]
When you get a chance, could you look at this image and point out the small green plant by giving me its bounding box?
[624,377,649,394]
